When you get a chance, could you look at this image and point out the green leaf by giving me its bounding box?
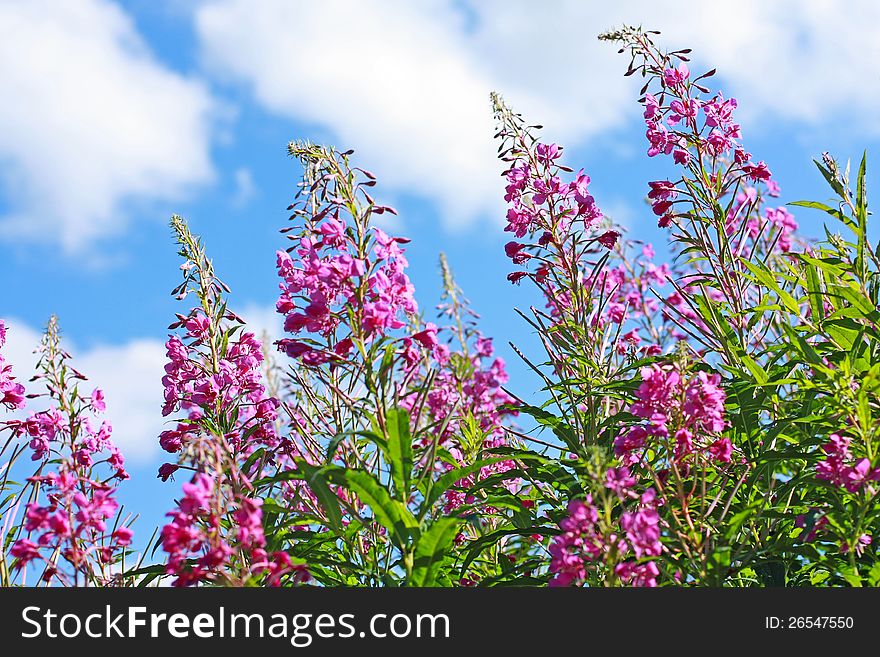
[742,259,800,315]
[840,565,863,588]
[789,200,855,231]
[813,159,847,200]
[707,547,733,584]
[516,404,580,454]
[460,527,558,579]
[422,457,509,511]
[409,517,463,587]
[738,352,769,385]
[385,407,413,500]
[803,261,825,323]
[344,469,418,549]
[810,569,830,586]
[298,461,345,533]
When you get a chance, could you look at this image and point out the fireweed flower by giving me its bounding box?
[405,255,520,516]
[257,144,520,581]
[277,145,518,526]
[155,216,295,587]
[816,434,880,493]
[603,26,801,360]
[492,92,683,405]
[0,320,26,411]
[615,363,730,466]
[549,483,662,588]
[159,473,298,587]
[1,317,132,586]
[274,146,419,364]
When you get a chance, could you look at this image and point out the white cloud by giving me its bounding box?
[0,0,217,253]
[2,318,166,462]
[231,167,256,207]
[75,339,168,462]
[194,0,880,230]
[195,0,504,230]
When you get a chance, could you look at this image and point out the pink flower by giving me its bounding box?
[662,62,689,87]
[317,217,346,247]
[158,463,180,481]
[743,161,772,183]
[703,93,738,129]
[620,490,662,559]
[708,437,733,463]
[535,142,561,163]
[10,539,41,564]
[816,433,880,492]
[90,388,106,413]
[668,98,699,125]
[112,527,134,547]
[673,148,691,166]
[841,534,872,556]
[630,364,680,425]
[605,467,637,499]
[643,93,661,120]
[0,321,26,410]
[683,371,727,433]
[412,323,439,348]
[233,498,266,550]
[505,241,530,264]
[615,560,660,587]
[597,230,620,249]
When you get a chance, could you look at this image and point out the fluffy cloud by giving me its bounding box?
[0,0,217,252]
[196,0,503,229]
[195,0,880,229]
[231,167,256,207]
[2,319,166,462]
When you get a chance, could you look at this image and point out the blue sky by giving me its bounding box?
[2,0,879,538]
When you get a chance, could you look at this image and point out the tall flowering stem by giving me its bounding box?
[156,216,301,587]
[601,26,803,359]
[492,93,681,453]
[1,317,133,586]
[263,143,522,585]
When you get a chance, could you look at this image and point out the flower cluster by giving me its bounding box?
[615,364,730,466]
[816,434,880,493]
[502,152,603,242]
[398,256,520,516]
[160,471,308,587]
[493,94,614,329]
[160,473,226,586]
[620,28,800,354]
[0,321,25,411]
[417,332,518,513]
[11,473,132,583]
[159,216,279,478]
[160,327,279,452]
[588,242,678,354]
[275,144,418,365]
[640,58,771,228]
[275,226,417,361]
[421,334,515,447]
[3,318,132,586]
[155,216,298,586]
[501,152,605,317]
[549,473,662,587]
